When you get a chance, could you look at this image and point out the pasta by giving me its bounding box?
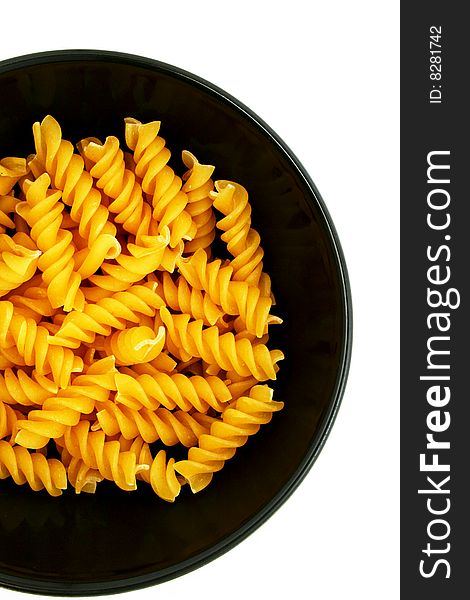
[0,441,67,496]
[64,454,103,494]
[174,385,284,492]
[0,400,20,440]
[49,282,165,348]
[93,402,214,446]
[177,248,275,337]
[160,306,283,378]
[59,421,146,491]
[180,150,217,255]
[16,174,84,311]
[0,194,18,235]
[124,118,196,247]
[30,116,121,261]
[141,448,182,503]
[150,271,224,327]
[0,157,27,195]
[0,368,57,407]
[0,115,283,501]
[113,370,232,412]
[210,181,264,285]
[0,233,41,297]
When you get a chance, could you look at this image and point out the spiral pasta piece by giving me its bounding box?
[174,385,283,492]
[133,444,181,503]
[0,441,67,496]
[49,283,166,349]
[176,248,232,303]
[99,325,166,366]
[122,352,177,375]
[0,301,84,389]
[29,116,121,261]
[0,233,41,297]
[181,150,216,254]
[210,180,264,286]
[0,353,14,369]
[65,455,104,494]
[160,307,283,379]
[80,135,155,239]
[0,400,21,440]
[114,369,231,414]
[226,375,259,400]
[15,174,84,311]
[89,230,178,291]
[14,375,108,450]
[71,355,118,391]
[123,438,182,502]
[15,398,83,450]
[0,194,18,234]
[177,248,275,337]
[61,420,148,491]
[148,449,182,502]
[154,271,223,327]
[8,284,57,319]
[13,358,115,450]
[0,157,28,195]
[124,118,196,247]
[0,368,57,407]
[94,401,213,446]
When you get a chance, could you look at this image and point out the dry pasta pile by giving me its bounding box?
[0,116,284,501]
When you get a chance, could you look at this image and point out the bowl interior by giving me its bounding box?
[0,52,349,595]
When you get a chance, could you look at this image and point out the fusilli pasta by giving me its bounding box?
[0,115,283,500]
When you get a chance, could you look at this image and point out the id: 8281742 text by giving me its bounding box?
[429,25,442,104]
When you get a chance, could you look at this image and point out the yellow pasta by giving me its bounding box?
[30,116,121,261]
[0,156,28,195]
[124,118,196,247]
[101,325,166,365]
[49,282,165,349]
[181,150,217,254]
[93,402,213,446]
[121,438,181,502]
[210,180,264,286]
[0,301,84,389]
[114,370,231,412]
[141,448,182,503]
[8,283,58,318]
[64,454,104,494]
[0,368,57,407]
[0,400,21,441]
[0,441,67,496]
[89,230,176,291]
[0,116,283,501]
[80,135,155,237]
[152,271,224,327]
[174,385,284,492]
[160,306,283,378]
[16,174,84,311]
[60,420,147,491]
[0,233,41,297]
[0,194,18,234]
[177,248,275,337]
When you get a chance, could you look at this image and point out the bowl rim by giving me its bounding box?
[0,49,353,597]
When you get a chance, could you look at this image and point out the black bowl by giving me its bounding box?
[0,50,352,596]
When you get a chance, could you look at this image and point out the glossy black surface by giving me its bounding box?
[0,50,352,596]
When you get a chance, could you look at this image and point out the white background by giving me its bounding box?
[1,1,399,599]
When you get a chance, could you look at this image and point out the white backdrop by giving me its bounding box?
[0,1,399,598]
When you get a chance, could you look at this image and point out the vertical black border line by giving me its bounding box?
[401,4,469,598]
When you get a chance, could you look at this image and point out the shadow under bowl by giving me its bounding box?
[0,50,352,596]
